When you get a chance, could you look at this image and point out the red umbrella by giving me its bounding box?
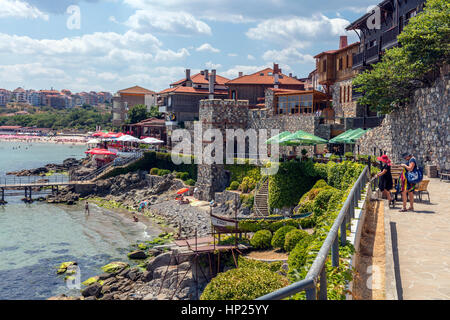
[176,188,190,195]
[85,148,117,155]
[92,132,107,137]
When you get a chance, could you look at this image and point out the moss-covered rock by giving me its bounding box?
[100,261,129,274]
[82,276,100,286]
[57,261,77,274]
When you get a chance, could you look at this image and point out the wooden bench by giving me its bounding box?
[414,180,431,202]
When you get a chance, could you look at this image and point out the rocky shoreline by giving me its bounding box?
[7,158,84,177]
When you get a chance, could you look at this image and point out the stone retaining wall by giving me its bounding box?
[356,72,450,170]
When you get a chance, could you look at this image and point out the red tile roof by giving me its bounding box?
[226,68,304,85]
[171,73,230,87]
[314,42,360,58]
[158,86,229,96]
[118,86,155,95]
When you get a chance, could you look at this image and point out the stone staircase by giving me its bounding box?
[254,177,269,216]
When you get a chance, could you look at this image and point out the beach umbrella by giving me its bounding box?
[92,131,108,137]
[141,137,164,144]
[329,129,357,144]
[87,138,101,145]
[265,131,292,144]
[177,188,190,195]
[329,129,367,144]
[85,148,117,156]
[279,130,328,146]
[117,135,141,143]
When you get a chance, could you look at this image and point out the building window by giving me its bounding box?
[338,58,343,71]
[322,60,327,72]
[288,96,299,114]
[300,95,313,114]
[278,96,287,115]
[340,87,342,104]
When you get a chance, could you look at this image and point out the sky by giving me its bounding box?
[0,0,378,93]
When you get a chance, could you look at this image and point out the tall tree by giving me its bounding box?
[127,104,149,124]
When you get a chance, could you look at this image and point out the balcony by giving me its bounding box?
[381,26,399,51]
[352,52,364,69]
[365,46,380,64]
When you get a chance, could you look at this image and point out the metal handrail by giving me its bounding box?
[257,166,369,300]
[0,174,70,187]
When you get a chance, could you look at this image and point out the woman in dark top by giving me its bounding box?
[399,152,417,212]
[377,155,393,204]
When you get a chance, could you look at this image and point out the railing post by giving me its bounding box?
[305,286,316,300]
[318,267,327,300]
[340,214,347,246]
[331,235,339,267]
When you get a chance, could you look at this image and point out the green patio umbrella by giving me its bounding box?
[329,129,357,144]
[279,130,328,146]
[345,128,367,144]
[265,131,292,144]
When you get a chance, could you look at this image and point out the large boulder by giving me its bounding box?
[127,250,148,260]
[81,282,102,298]
[56,261,77,274]
[146,253,173,273]
[101,261,129,274]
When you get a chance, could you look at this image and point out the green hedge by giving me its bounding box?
[238,218,301,233]
[250,230,272,249]
[200,267,288,300]
[237,256,283,273]
[284,229,309,252]
[268,160,321,210]
[271,226,297,250]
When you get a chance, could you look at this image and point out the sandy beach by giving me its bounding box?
[0,135,88,145]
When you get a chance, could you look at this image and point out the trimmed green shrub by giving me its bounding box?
[228,181,240,191]
[312,179,328,189]
[313,163,328,179]
[239,176,257,193]
[200,267,288,300]
[238,256,283,273]
[312,188,339,217]
[287,235,314,281]
[185,179,196,186]
[150,168,159,175]
[271,226,296,250]
[268,160,318,210]
[240,194,254,210]
[158,169,171,176]
[179,172,190,181]
[344,152,354,159]
[238,218,300,233]
[250,230,272,249]
[284,229,309,252]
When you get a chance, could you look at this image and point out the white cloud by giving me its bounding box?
[228,53,238,57]
[246,14,351,47]
[205,61,222,70]
[0,0,49,20]
[263,48,315,65]
[0,31,190,63]
[221,65,268,79]
[196,43,220,53]
[125,9,211,35]
[247,54,255,60]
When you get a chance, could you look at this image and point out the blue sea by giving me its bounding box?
[0,141,157,300]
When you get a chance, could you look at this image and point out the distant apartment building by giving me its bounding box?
[0,89,9,106]
[112,86,157,126]
[225,64,305,108]
[13,87,27,103]
[26,90,41,106]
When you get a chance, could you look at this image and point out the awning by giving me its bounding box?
[278,130,328,146]
[329,128,367,144]
[87,138,101,144]
[116,135,142,143]
[265,131,292,145]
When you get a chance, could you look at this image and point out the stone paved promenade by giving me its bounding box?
[385,178,450,300]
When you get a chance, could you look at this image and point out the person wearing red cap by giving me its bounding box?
[376,155,393,204]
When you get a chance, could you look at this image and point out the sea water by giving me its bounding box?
[0,141,156,299]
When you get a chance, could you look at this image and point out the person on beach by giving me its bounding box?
[84,201,90,215]
[399,152,417,212]
[376,155,393,205]
[133,214,139,222]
